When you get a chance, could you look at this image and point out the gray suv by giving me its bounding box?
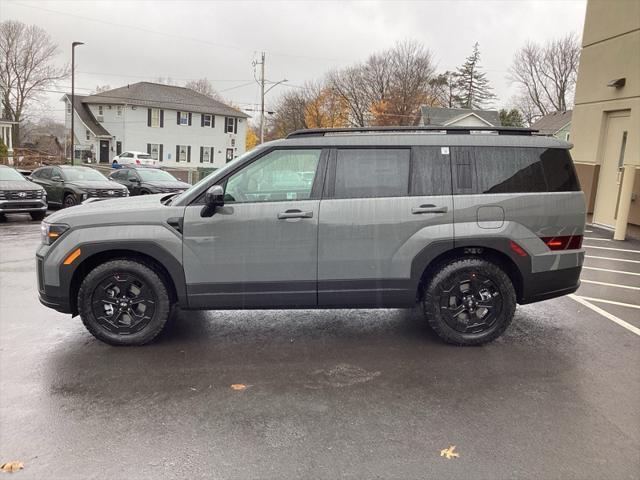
[36,127,586,346]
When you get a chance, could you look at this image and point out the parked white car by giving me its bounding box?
[112,151,158,167]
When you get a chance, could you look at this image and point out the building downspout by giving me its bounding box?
[614,165,637,240]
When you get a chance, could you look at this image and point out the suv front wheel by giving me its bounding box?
[78,259,172,345]
[423,258,516,346]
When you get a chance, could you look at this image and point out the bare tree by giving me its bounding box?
[268,88,309,139]
[0,20,68,147]
[328,65,370,127]
[94,85,111,94]
[184,77,221,100]
[509,33,580,116]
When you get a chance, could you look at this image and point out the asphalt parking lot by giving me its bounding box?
[0,214,638,480]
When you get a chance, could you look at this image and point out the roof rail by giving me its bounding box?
[286,126,537,138]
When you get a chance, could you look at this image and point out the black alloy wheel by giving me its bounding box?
[423,258,516,346]
[78,259,172,345]
[63,194,77,208]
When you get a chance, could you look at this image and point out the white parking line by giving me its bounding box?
[569,295,640,336]
[574,296,640,310]
[584,245,640,254]
[583,237,611,242]
[581,279,640,291]
[586,255,640,264]
[583,266,640,276]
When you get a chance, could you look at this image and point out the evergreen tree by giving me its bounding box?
[453,43,496,109]
[499,108,524,127]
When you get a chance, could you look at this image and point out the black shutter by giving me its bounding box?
[160,110,164,128]
[200,114,204,127]
[147,143,151,154]
[188,112,192,126]
[147,108,151,127]
[187,146,191,162]
[200,146,203,163]
[177,111,181,125]
[176,145,179,162]
[159,144,163,162]
[211,115,215,128]
[210,147,214,162]
[234,118,238,134]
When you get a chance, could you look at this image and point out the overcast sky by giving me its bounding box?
[2,0,587,123]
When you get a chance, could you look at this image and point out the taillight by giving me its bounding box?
[540,235,583,251]
[135,159,141,164]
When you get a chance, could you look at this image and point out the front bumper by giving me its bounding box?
[36,254,72,314]
[0,198,47,214]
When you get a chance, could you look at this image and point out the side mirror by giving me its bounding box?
[202,185,224,217]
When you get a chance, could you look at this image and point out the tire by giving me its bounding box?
[63,193,77,208]
[77,259,172,346]
[30,211,46,221]
[422,258,516,346]
[140,190,150,195]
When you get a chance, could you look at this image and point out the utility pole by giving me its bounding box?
[71,41,84,165]
[253,52,287,144]
[259,51,266,144]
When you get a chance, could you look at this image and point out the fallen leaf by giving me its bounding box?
[440,445,459,459]
[230,384,247,391]
[1,461,24,473]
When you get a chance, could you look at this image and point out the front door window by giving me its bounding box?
[224,149,321,203]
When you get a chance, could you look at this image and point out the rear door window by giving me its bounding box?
[411,147,452,196]
[333,148,410,199]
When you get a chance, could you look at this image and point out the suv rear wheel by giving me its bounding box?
[77,259,172,346]
[423,258,516,346]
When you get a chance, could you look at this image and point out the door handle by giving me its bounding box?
[412,204,448,214]
[277,209,313,219]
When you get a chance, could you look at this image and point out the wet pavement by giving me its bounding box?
[0,215,639,479]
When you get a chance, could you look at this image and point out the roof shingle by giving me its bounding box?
[531,110,572,135]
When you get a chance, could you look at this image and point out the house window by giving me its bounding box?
[66,102,72,114]
[201,146,214,163]
[180,112,189,125]
[98,105,103,116]
[178,145,188,162]
[117,106,123,117]
[202,114,213,127]
[149,143,160,161]
[151,108,161,127]
[85,129,91,140]
[225,117,237,133]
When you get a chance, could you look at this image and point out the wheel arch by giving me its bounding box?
[66,243,187,316]
[413,241,526,303]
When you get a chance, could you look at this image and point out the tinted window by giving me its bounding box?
[411,147,452,196]
[453,147,580,194]
[34,168,51,179]
[225,149,320,203]
[334,149,410,199]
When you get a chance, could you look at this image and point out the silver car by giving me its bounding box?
[36,126,586,346]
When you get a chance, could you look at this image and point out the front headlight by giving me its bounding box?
[41,222,69,245]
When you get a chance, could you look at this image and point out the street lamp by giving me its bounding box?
[260,79,287,144]
[71,41,84,165]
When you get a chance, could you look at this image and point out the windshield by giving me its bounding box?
[0,168,27,181]
[62,168,108,181]
[138,154,153,160]
[137,169,178,182]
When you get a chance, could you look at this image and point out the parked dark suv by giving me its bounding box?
[108,167,190,196]
[0,165,47,220]
[36,127,585,346]
[31,165,128,208]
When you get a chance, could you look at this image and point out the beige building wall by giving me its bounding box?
[570,0,640,229]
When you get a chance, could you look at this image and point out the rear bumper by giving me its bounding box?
[519,266,582,304]
[0,199,47,214]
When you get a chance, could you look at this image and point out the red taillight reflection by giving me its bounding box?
[135,159,141,164]
[509,240,528,257]
[540,235,583,251]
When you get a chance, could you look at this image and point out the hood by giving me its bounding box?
[145,180,190,189]
[0,180,44,191]
[45,193,184,228]
[67,180,127,190]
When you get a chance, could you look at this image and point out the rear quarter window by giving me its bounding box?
[453,146,580,194]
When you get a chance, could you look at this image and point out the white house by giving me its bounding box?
[420,106,501,128]
[0,118,15,154]
[64,82,249,168]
